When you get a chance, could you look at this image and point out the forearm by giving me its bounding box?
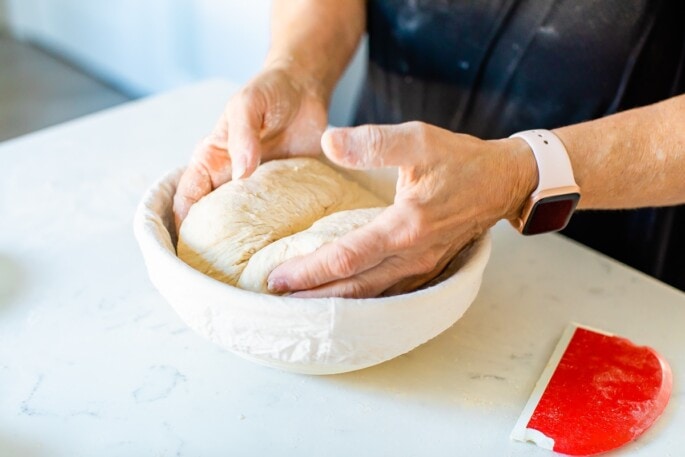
[265,0,366,104]
[553,94,685,209]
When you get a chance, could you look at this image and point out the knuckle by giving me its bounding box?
[200,133,223,152]
[328,245,359,278]
[238,85,259,103]
[405,121,429,143]
[397,207,433,247]
[230,86,264,115]
[405,120,425,131]
[186,160,210,182]
[405,121,429,135]
[401,251,438,277]
[417,252,441,274]
[362,124,385,154]
[339,279,372,298]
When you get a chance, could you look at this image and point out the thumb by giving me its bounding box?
[321,122,424,169]
[227,93,264,180]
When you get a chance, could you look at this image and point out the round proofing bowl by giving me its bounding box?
[134,168,491,375]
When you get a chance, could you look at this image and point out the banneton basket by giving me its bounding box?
[133,166,491,375]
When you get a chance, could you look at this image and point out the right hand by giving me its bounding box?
[173,66,328,231]
[267,122,537,298]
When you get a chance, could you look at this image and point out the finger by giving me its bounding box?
[290,248,448,298]
[290,257,409,299]
[227,91,264,180]
[195,138,233,188]
[381,272,438,297]
[381,232,477,296]
[201,111,234,187]
[173,140,232,232]
[321,121,429,169]
[173,160,213,233]
[210,110,229,142]
[381,256,451,297]
[267,209,401,293]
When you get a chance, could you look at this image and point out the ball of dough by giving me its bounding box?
[238,207,385,293]
[177,158,386,286]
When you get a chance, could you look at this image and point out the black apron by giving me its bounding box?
[356,0,685,290]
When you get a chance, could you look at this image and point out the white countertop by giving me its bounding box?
[0,80,682,456]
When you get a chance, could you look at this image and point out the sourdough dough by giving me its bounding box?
[238,207,384,293]
[177,158,385,287]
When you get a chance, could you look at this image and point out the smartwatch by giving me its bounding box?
[509,129,581,236]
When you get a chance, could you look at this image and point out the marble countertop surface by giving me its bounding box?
[1,80,682,456]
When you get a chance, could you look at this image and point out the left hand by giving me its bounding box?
[267,121,537,298]
[172,66,328,232]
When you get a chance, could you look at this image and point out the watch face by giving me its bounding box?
[522,193,581,235]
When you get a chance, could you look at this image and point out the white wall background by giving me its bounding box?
[0,0,8,33]
[3,0,366,126]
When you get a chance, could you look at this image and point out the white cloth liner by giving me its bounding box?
[133,167,491,375]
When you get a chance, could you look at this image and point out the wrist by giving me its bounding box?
[490,137,539,221]
[505,130,581,235]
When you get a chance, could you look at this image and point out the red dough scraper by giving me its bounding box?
[511,323,672,455]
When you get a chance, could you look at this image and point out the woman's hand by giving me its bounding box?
[172,66,328,231]
[267,122,538,298]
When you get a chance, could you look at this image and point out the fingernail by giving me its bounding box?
[323,128,345,151]
[322,129,351,162]
[232,158,246,180]
[267,277,288,293]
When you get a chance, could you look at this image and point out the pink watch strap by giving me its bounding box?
[509,129,579,193]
